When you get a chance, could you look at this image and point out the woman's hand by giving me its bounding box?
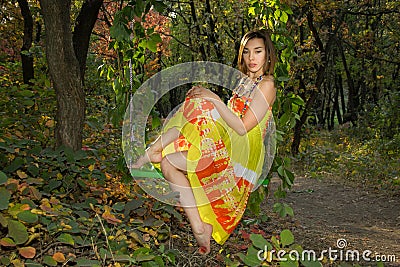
[186,86,221,102]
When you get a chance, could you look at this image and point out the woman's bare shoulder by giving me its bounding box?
[256,75,276,105]
[258,75,276,92]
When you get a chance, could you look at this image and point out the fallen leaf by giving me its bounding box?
[17,170,28,179]
[102,205,122,225]
[18,246,36,258]
[240,230,250,240]
[143,233,151,242]
[53,252,66,262]
[0,237,16,247]
[88,164,95,172]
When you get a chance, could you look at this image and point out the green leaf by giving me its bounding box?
[43,179,62,192]
[17,210,39,224]
[153,255,165,267]
[4,157,24,173]
[75,258,101,267]
[19,90,34,97]
[243,246,262,266]
[112,202,125,212]
[279,258,298,267]
[290,95,305,106]
[250,234,269,250]
[135,254,156,262]
[134,0,145,17]
[8,219,29,244]
[57,233,74,245]
[125,198,144,212]
[277,76,290,82]
[0,214,7,227]
[280,11,289,23]
[148,34,162,52]
[99,248,112,260]
[284,169,295,183]
[43,256,57,266]
[301,258,322,267]
[132,247,156,262]
[122,5,135,21]
[279,112,291,125]
[23,99,35,107]
[25,260,44,267]
[0,187,11,210]
[0,171,7,184]
[284,170,294,187]
[0,256,11,265]
[284,204,294,217]
[152,116,161,130]
[280,229,294,247]
[114,255,132,263]
[110,22,130,42]
[277,165,285,177]
[152,0,167,13]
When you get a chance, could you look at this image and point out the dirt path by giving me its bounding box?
[266,176,400,266]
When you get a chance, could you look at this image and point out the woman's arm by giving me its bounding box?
[187,79,276,136]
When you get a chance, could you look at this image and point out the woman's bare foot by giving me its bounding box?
[132,146,162,168]
[193,222,213,255]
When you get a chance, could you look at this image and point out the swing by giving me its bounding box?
[130,168,164,179]
[127,52,165,180]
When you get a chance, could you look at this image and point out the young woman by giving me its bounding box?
[133,29,277,255]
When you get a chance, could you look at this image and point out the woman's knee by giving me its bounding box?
[160,157,174,177]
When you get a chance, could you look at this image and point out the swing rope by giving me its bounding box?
[128,19,164,180]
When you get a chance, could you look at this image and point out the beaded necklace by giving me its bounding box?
[233,75,263,117]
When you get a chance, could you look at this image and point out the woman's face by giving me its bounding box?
[242,37,266,78]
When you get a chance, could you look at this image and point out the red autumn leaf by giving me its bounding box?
[250,227,266,236]
[18,246,36,258]
[215,253,225,262]
[233,243,249,251]
[240,229,250,240]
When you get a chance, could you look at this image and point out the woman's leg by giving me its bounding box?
[132,127,181,168]
[161,152,213,255]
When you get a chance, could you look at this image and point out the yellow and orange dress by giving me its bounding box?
[161,77,275,244]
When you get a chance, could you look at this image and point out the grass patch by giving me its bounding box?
[294,128,400,194]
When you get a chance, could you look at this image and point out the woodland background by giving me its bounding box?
[0,0,399,266]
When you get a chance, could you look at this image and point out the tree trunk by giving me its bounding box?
[40,0,85,151]
[291,10,328,155]
[338,73,346,119]
[291,90,318,154]
[334,73,342,125]
[189,0,207,61]
[17,0,34,84]
[338,41,357,125]
[73,0,103,84]
[35,21,42,43]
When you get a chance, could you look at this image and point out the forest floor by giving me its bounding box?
[263,174,400,267]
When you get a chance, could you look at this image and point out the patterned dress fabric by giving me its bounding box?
[161,78,274,244]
